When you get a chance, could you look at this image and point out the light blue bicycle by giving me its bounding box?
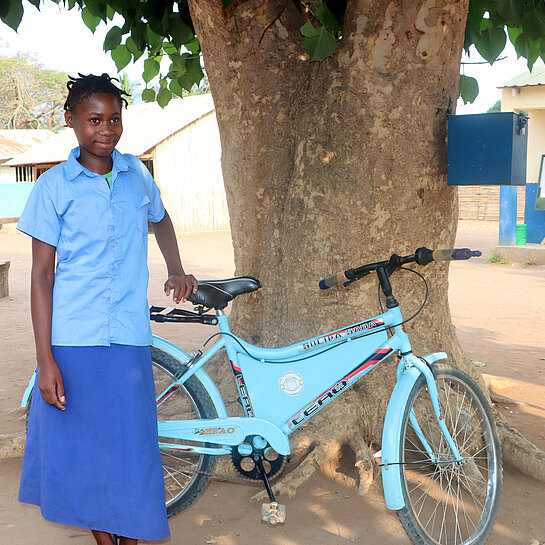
[23,247,502,545]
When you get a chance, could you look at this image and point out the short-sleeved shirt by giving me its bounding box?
[17,147,165,346]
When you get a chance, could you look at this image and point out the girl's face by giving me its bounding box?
[64,93,123,166]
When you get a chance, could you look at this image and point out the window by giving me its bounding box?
[15,166,35,182]
[142,159,154,177]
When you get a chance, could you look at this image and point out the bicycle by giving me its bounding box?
[22,246,502,545]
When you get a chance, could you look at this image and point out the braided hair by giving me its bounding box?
[64,73,130,111]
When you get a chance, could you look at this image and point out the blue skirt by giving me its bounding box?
[19,344,170,541]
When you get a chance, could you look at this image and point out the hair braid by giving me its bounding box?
[64,73,130,111]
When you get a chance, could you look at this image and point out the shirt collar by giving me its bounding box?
[64,147,130,181]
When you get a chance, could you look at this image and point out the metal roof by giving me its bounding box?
[5,93,215,167]
[500,64,545,88]
[0,130,55,161]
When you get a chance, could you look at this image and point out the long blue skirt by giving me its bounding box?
[19,344,170,541]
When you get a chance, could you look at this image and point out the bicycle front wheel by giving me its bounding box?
[396,364,502,545]
[151,346,218,518]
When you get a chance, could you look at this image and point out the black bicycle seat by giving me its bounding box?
[188,276,262,310]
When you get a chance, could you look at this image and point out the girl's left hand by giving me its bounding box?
[164,273,198,304]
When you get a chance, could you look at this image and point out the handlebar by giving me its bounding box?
[319,247,482,290]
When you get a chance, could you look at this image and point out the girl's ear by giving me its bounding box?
[64,110,73,128]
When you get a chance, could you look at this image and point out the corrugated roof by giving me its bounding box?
[5,93,215,167]
[0,130,55,161]
[500,64,545,88]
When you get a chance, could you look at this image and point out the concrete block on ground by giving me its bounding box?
[495,244,545,265]
[0,260,10,298]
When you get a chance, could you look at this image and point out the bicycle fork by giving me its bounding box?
[380,352,463,510]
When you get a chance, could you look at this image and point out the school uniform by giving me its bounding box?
[17,147,170,541]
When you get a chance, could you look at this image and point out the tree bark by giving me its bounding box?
[188,0,545,490]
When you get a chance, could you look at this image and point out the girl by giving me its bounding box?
[17,74,195,544]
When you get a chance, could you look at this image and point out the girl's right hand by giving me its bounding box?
[38,357,66,411]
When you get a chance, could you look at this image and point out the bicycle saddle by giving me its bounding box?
[188,276,262,310]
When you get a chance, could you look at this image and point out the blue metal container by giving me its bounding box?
[447,112,528,186]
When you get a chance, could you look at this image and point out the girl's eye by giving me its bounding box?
[90,118,99,123]
[111,117,120,123]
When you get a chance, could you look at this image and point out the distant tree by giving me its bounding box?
[487,99,501,112]
[0,55,67,131]
[117,71,140,104]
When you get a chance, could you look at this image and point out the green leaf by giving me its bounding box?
[496,0,523,25]
[221,0,236,8]
[141,88,156,103]
[131,23,147,50]
[125,37,144,62]
[143,57,160,83]
[507,26,523,46]
[317,2,342,33]
[514,33,541,71]
[28,0,41,9]
[301,22,338,61]
[111,44,132,71]
[157,87,172,108]
[81,7,101,33]
[147,26,163,54]
[169,13,194,48]
[466,0,488,27]
[167,59,186,78]
[103,26,123,51]
[106,6,115,20]
[464,22,482,53]
[185,38,200,54]
[1,0,24,31]
[474,26,506,64]
[169,78,185,98]
[522,8,545,42]
[458,74,479,104]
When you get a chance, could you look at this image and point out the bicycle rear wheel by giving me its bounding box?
[396,363,502,545]
[151,346,218,518]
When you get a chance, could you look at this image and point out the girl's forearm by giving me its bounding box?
[153,210,185,276]
[31,269,55,365]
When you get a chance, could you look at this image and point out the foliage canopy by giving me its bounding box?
[0,54,67,130]
[2,1,545,105]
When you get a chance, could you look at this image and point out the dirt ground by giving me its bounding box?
[1,221,544,545]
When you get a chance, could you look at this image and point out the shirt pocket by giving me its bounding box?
[136,195,151,236]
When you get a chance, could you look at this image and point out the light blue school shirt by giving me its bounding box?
[17,147,165,346]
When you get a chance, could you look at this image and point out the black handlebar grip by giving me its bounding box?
[432,248,481,261]
[319,271,350,290]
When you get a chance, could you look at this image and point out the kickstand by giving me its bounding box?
[255,455,286,525]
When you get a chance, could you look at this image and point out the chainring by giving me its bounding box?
[231,435,286,481]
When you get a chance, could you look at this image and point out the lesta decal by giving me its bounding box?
[231,362,255,417]
[194,427,236,436]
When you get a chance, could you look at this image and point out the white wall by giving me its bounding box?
[153,111,230,233]
[0,165,16,184]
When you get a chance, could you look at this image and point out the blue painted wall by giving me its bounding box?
[525,183,545,243]
[0,183,34,218]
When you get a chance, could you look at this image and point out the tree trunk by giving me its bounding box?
[188,0,545,491]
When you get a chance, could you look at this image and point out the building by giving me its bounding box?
[3,94,229,233]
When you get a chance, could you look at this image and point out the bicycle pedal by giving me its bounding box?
[260,501,286,525]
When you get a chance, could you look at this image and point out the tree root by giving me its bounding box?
[493,408,545,482]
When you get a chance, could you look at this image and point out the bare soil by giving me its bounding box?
[1,222,544,545]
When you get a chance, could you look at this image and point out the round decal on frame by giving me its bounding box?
[279,371,304,396]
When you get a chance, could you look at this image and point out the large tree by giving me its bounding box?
[3,0,545,492]
[0,55,67,130]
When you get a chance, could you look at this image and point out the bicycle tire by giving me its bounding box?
[151,346,218,518]
[396,363,502,545]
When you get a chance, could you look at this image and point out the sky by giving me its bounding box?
[0,0,541,114]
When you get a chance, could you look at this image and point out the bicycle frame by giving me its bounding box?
[152,305,460,509]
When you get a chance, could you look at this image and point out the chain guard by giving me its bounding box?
[231,435,286,481]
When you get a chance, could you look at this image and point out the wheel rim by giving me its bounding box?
[152,363,207,508]
[402,374,500,545]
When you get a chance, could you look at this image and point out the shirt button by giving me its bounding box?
[115,239,119,243]
[113,275,117,279]
[110,312,114,317]
[110,199,114,203]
